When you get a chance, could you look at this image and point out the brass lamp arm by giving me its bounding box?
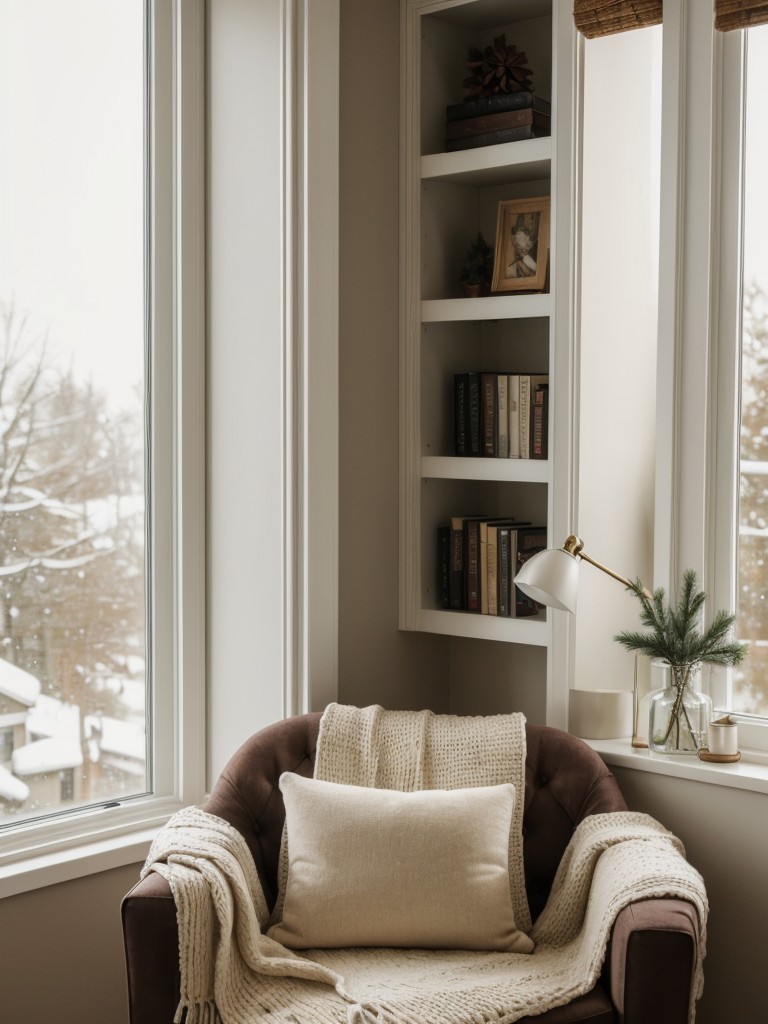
[563,535,652,599]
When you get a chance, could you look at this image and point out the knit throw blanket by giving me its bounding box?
[142,704,708,1024]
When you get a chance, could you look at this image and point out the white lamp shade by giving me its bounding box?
[514,546,580,613]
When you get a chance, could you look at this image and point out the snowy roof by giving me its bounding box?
[0,659,41,707]
[94,716,146,761]
[27,694,81,742]
[12,737,83,776]
[0,765,30,802]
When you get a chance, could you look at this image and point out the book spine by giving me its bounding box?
[445,124,534,153]
[514,528,548,616]
[464,520,481,612]
[506,530,518,618]
[449,519,464,610]
[486,526,498,616]
[519,376,531,458]
[467,372,482,456]
[498,528,510,617]
[479,521,490,615]
[445,107,533,140]
[497,375,509,459]
[532,385,549,459]
[480,373,497,457]
[454,374,468,456]
[508,375,520,458]
[445,91,551,122]
[437,526,451,609]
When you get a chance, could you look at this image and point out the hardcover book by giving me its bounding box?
[532,384,549,460]
[437,526,451,609]
[445,91,552,122]
[508,375,520,458]
[445,124,545,153]
[445,106,550,141]
[480,372,498,457]
[514,526,548,616]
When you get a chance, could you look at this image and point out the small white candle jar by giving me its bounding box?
[708,717,739,756]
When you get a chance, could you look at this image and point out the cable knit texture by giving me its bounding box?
[142,703,708,1024]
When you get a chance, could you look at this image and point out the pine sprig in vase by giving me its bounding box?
[615,570,747,753]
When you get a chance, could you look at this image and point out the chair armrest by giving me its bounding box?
[121,872,180,1024]
[609,898,698,1024]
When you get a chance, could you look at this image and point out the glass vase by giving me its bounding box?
[648,663,713,755]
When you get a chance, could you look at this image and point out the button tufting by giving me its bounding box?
[539,775,548,785]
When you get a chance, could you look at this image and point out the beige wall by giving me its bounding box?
[337,0,449,712]
[612,766,768,1024]
[0,863,140,1023]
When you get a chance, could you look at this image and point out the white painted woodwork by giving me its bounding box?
[208,0,340,780]
[422,456,549,482]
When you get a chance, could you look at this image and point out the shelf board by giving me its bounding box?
[421,456,549,483]
[421,137,551,188]
[421,293,551,322]
[416,608,548,646]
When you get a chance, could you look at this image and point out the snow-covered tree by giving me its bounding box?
[0,303,145,718]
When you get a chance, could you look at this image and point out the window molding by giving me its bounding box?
[0,0,206,894]
[655,0,720,593]
[282,0,340,719]
[710,28,746,711]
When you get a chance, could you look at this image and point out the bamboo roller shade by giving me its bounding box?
[574,1,768,36]
[714,1,768,30]
[573,0,662,38]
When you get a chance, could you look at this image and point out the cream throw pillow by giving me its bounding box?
[267,772,534,953]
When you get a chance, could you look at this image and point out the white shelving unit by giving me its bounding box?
[399,0,578,725]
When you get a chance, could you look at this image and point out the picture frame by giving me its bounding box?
[491,196,551,294]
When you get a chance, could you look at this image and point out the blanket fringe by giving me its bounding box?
[175,1000,218,1024]
[347,1001,387,1024]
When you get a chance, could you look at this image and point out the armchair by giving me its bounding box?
[122,714,699,1024]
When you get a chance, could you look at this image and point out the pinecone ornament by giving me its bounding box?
[463,35,533,99]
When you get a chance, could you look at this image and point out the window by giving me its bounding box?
[0,0,147,823]
[733,25,768,717]
[0,0,205,873]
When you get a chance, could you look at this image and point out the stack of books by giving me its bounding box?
[437,518,547,616]
[455,371,549,460]
[445,90,551,153]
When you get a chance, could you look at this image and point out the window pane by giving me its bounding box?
[736,25,768,716]
[0,0,148,821]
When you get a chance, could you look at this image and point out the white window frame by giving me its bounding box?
[710,25,768,751]
[655,0,768,752]
[0,0,206,897]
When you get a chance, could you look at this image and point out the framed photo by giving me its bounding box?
[491,196,550,294]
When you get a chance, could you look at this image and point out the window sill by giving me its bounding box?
[0,825,160,900]
[586,737,768,795]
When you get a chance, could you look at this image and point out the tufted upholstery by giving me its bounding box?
[122,714,699,1024]
[201,713,627,919]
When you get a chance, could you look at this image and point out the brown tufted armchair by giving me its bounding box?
[122,714,700,1024]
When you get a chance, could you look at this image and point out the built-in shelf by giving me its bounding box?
[400,0,572,678]
[421,294,551,323]
[421,455,549,483]
[421,137,552,188]
[417,608,548,645]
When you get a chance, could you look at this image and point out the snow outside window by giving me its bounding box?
[0,0,149,827]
